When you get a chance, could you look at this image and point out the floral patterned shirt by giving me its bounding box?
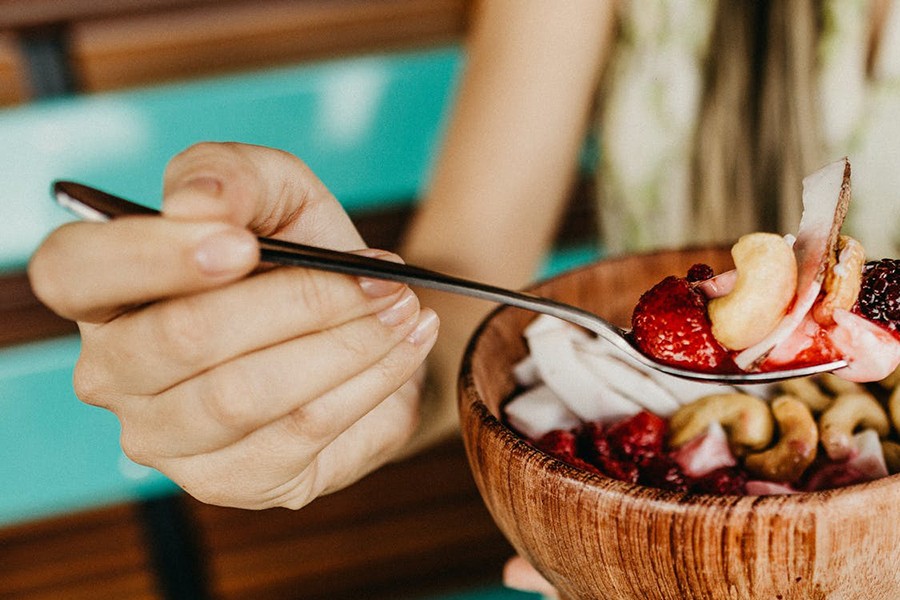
[596,0,899,258]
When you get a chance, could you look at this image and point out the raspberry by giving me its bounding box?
[595,455,641,483]
[533,429,578,461]
[686,263,715,282]
[855,259,900,337]
[578,422,609,461]
[604,410,667,465]
[534,428,603,475]
[639,455,690,492]
[690,466,748,495]
[631,276,735,372]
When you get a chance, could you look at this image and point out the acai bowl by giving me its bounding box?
[457,245,900,600]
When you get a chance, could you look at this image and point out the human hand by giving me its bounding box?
[29,142,439,509]
[503,555,559,599]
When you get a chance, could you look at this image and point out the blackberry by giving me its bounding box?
[687,263,714,282]
[856,258,900,334]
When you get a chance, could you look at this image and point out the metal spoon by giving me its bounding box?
[52,180,848,384]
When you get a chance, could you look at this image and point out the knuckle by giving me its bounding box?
[280,404,327,443]
[282,268,340,314]
[196,370,257,432]
[164,463,232,507]
[72,355,113,408]
[27,225,82,316]
[331,325,376,364]
[708,233,797,350]
[165,142,240,180]
[152,298,211,367]
[118,421,156,467]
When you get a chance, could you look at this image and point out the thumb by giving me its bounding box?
[162,142,366,251]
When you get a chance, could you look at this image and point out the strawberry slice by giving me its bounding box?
[631,275,735,372]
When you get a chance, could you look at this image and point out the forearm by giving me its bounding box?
[400,0,617,451]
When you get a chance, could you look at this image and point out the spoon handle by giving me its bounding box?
[53,181,627,340]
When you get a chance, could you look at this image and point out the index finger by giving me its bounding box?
[162,142,366,251]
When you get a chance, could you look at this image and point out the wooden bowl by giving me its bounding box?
[458,247,900,600]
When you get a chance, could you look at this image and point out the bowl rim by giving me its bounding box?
[458,251,900,506]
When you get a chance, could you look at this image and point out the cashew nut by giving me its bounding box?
[745,396,818,482]
[708,233,797,350]
[889,383,900,435]
[813,235,865,325]
[777,377,833,413]
[818,373,866,396]
[669,393,774,455]
[818,392,890,460]
[880,365,900,391]
[882,440,900,475]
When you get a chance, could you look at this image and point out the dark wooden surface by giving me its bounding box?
[68,0,471,92]
[0,504,161,600]
[0,31,29,106]
[0,439,512,600]
[186,438,513,600]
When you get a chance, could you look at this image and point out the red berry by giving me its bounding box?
[578,421,609,460]
[690,466,748,495]
[595,455,641,483]
[687,263,715,282]
[534,428,604,475]
[631,276,735,372]
[605,410,667,465]
[855,258,900,338]
[639,455,690,492]
[533,429,578,461]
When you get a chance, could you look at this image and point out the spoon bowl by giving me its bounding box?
[52,180,847,384]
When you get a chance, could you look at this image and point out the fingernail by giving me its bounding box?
[355,248,406,297]
[406,309,439,346]
[376,289,419,327]
[175,176,222,197]
[359,277,405,298]
[354,248,404,263]
[194,228,258,275]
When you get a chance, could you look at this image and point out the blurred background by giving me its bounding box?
[0,1,598,598]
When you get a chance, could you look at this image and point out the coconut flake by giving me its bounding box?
[735,157,852,369]
[503,384,582,440]
[511,355,542,388]
[524,317,642,422]
[573,337,682,417]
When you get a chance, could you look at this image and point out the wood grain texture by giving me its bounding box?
[69,0,470,92]
[0,504,161,600]
[459,247,900,600]
[184,438,513,599]
[0,31,29,106]
[0,0,221,29]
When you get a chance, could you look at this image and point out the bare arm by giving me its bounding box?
[401,0,617,451]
